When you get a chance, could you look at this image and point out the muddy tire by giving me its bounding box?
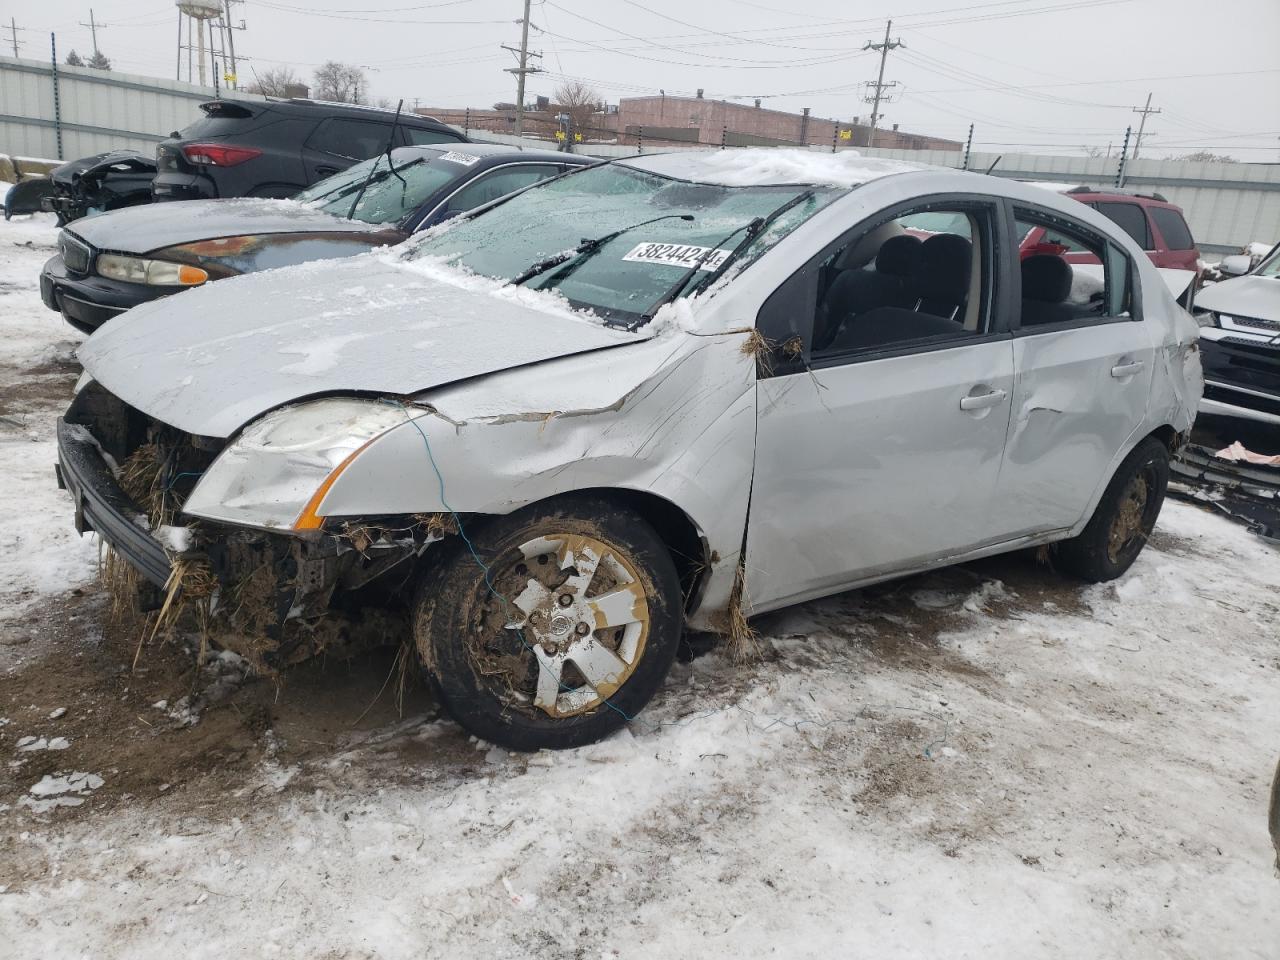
[1052,436,1169,582]
[413,496,682,751]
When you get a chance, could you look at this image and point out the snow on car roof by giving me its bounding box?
[621,148,927,189]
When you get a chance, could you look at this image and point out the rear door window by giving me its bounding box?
[1092,202,1152,250]
[1148,207,1195,250]
[1014,208,1133,328]
[306,118,396,161]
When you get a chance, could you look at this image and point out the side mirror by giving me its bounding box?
[1219,255,1251,277]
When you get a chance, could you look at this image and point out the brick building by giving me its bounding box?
[416,93,959,152]
[603,94,960,150]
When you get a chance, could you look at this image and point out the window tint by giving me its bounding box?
[1014,209,1132,328]
[1148,206,1195,250]
[442,165,562,214]
[402,125,464,145]
[307,118,395,161]
[1092,202,1151,249]
[808,204,993,359]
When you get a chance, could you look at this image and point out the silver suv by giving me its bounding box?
[58,150,1203,750]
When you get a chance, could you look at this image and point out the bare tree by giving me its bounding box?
[65,49,84,67]
[553,80,603,136]
[313,62,367,104]
[246,66,301,97]
[86,49,111,71]
[1080,145,1105,158]
[1173,151,1236,164]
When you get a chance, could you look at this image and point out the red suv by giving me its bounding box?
[1022,184,1201,275]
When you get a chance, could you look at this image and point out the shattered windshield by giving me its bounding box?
[407,163,840,322]
[294,148,462,224]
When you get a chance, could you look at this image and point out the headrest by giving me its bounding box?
[833,220,905,270]
[1021,254,1072,303]
[875,235,923,277]
[916,233,971,300]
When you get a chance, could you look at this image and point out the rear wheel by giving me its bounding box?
[414,496,682,750]
[1052,436,1169,582]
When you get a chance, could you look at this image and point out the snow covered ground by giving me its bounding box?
[0,213,1277,958]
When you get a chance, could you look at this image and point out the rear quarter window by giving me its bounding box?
[1092,201,1151,250]
[1149,207,1196,250]
[402,126,466,145]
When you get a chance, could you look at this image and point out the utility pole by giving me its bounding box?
[861,20,903,149]
[502,0,542,136]
[1131,92,1160,160]
[220,0,245,90]
[79,8,106,58]
[5,18,23,58]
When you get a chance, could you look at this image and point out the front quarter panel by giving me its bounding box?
[316,330,759,626]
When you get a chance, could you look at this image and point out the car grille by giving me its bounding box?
[60,232,93,276]
[1222,314,1280,334]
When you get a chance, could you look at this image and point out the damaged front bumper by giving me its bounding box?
[56,417,172,587]
[56,398,438,665]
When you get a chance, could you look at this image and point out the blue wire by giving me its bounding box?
[389,401,639,726]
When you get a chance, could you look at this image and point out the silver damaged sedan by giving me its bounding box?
[58,149,1204,749]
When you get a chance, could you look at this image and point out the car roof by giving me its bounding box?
[415,143,594,165]
[213,98,458,130]
[1020,181,1178,207]
[619,148,929,189]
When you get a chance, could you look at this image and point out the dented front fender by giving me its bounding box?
[316,329,759,625]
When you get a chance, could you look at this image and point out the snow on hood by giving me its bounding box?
[66,198,380,255]
[621,148,926,189]
[1196,273,1280,321]
[77,252,649,438]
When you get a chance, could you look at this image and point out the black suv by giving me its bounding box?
[152,98,469,202]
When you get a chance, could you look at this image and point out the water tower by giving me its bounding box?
[176,0,223,88]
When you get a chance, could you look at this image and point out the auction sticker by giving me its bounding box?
[622,242,733,271]
[438,151,481,166]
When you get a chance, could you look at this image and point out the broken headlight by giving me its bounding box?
[182,399,408,533]
[96,253,208,286]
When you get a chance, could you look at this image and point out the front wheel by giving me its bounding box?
[1052,436,1170,582]
[413,496,682,751]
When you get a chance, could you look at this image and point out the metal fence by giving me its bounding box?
[2,50,1276,253]
[0,52,261,162]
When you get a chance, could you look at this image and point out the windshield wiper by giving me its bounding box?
[640,190,816,324]
[347,99,405,220]
[316,158,426,205]
[510,213,695,287]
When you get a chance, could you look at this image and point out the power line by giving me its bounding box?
[1131,92,1161,159]
[862,21,904,148]
[4,17,23,58]
[79,7,107,58]
[504,0,543,135]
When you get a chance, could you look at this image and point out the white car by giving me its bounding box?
[58,149,1203,750]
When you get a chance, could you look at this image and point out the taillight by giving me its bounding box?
[181,143,262,167]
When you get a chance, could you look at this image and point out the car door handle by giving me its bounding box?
[1111,360,1144,378]
[315,165,340,177]
[959,388,1008,411]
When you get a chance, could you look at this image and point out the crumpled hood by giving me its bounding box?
[1196,274,1280,322]
[67,198,378,255]
[77,254,648,438]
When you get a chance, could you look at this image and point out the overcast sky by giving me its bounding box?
[13,0,1280,159]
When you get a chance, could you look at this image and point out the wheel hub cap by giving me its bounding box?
[490,534,651,718]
